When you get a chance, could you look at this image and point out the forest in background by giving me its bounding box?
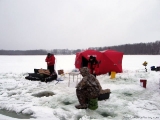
[0,41,160,55]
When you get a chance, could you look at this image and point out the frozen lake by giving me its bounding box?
[0,55,159,73]
[0,55,160,120]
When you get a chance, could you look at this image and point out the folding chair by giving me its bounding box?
[55,69,65,85]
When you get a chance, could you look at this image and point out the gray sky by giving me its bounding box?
[0,0,160,50]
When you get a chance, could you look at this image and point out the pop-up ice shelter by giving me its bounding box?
[75,49,123,75]
[75,49,102,75]
[100,50,123,74]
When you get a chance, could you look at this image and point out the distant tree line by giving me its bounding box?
[0,41,160,55]
[0,49,83,55]
[91,40,160,55]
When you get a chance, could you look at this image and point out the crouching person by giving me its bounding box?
[75,67,102,109]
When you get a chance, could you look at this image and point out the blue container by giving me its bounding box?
[151,66,155,71]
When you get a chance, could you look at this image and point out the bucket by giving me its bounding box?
[88,98,98,110]
[140,79,147,88]
[110,71,116,79]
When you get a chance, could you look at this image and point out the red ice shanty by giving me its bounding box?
[75,49,123,75]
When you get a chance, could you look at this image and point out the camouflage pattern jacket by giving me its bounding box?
[76,67,102,97]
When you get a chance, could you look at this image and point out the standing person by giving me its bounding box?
[75,67,102,109]
[45,53,55,74]
[88,55,99,77]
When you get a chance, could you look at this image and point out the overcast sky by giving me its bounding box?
[0,0,160,50]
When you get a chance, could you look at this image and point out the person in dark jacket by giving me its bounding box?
[88,55,99,77]
[45,53,55,74]
[75,67,102,109]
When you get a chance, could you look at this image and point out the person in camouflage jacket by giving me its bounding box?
[75,67,102,109]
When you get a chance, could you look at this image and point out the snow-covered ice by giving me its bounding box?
[0,55,160,120]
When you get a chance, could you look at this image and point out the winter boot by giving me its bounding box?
[75,104,88,109]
